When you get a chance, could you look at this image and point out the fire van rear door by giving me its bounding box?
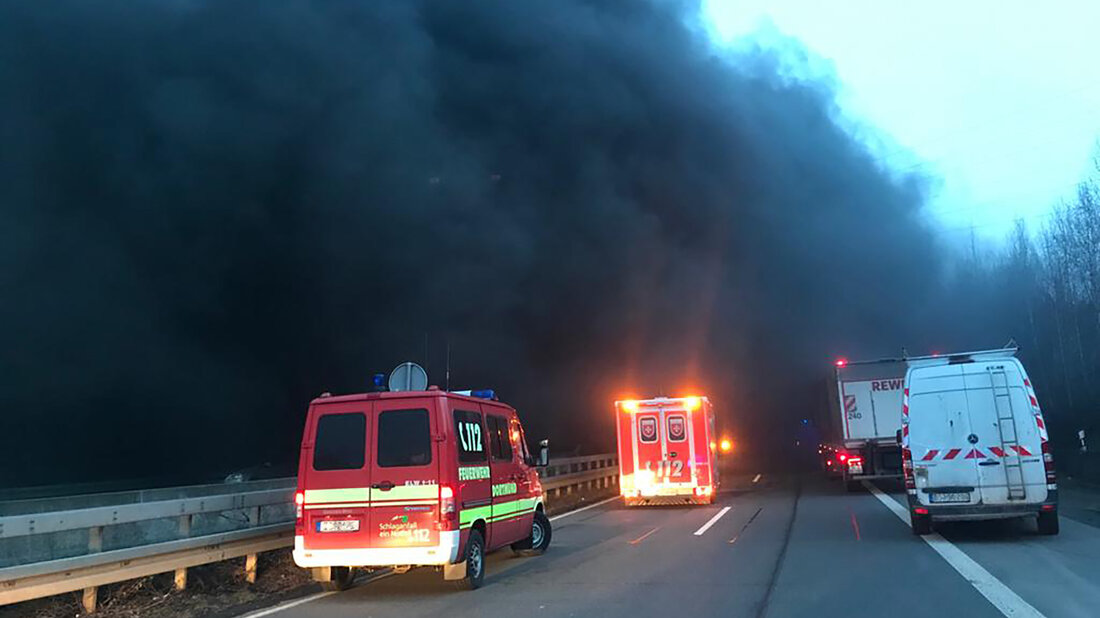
[301,402,374,550]
[368,400,442,548]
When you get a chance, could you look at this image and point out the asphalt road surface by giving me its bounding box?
[247,473,1100,618]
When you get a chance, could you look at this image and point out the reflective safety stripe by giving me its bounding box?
[303,487,370,504]
[376,484,439,501]
[459,505,493,528]
[303,485,439,505]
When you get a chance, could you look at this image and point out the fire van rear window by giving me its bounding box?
[313,413,366,471]
[378,409,432,467]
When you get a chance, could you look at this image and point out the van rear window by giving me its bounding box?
[378,409,432,467]
[313,413,366,471]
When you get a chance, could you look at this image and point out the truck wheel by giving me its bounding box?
[1037,510,1059,535]
[318,566,355,591]
[454,530,486,590]
[911,512,932,536]
[513,511,552,556]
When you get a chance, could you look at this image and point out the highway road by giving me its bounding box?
[247,473,1100,618]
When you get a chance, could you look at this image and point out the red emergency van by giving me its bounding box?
[615,396,719,505]
[292,387,550,590]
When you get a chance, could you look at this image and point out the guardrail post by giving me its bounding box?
[174,567,188,591]
[245,553,258,584]
[178,514,192,537]
[82,585,98,614]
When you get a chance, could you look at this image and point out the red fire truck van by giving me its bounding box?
[615,396,719,506]
[293,386,550,590]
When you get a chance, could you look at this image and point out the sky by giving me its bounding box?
[705,0,1100,243]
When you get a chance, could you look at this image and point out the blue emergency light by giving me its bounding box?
[372,373,386,387]
[470,389,496,400]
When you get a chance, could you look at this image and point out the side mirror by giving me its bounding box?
[537,439,550,467]
[896,429,903,445]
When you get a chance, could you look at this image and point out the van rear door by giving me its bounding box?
[907,366,981,507]
[962,362,1048,505]
[369,399,442,548]
[301,402,374,550]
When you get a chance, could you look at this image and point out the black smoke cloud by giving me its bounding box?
[1,1,945,485]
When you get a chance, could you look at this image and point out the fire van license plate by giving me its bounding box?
[317,520,360,533]
[929,492,970,503]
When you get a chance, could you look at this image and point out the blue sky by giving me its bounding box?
[704,1,1100,243]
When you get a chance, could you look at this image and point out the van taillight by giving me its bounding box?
[1041,441,1056,483]
[439,485,456,525]
[294,491,304,533]
[902,447,915,490]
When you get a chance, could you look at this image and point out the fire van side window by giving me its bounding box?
[487,415,513,462]
[313,413,366,471]
[378,409,432,468]
[453,409,486,463]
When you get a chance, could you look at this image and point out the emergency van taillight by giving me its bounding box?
[1041,441,1056,483]
[901,447,915,490]
[294,491,304,533]
[439,485,456,524]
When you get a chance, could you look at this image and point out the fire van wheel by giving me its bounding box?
[319,566,355,591]
[513,511,552,556]
[454,530,486,590]
[1037,510,1059,535]
[911,513,932,536]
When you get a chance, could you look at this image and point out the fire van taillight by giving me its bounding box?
[439,485,456,528]
[294,491,304,533]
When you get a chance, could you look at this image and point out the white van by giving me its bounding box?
[901,349,1058,535]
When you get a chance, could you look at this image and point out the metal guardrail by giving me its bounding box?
[0,454,618,613]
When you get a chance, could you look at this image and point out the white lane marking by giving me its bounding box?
[752,474,762,483]
[693,506,732,536]
[864,482,1046,618]
[549,495,619,522]
[235,591,339,618]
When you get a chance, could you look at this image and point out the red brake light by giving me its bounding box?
[839,453,848,462]
[914,507,929,515]
[294,491,304,532]
[294,491,304,506]
[835,358,848,368]
[440,486,454,499]
[439,485,456,525]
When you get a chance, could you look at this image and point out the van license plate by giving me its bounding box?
[318,520,360,533]
[929,492,969,503]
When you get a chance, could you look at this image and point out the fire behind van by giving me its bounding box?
[901,349,1058,535]
[292,387,551,590]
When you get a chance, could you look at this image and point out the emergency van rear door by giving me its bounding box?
[369,399,442,549]
[662,407,693,487]
[907,366,981,507]
[301,402,374,550]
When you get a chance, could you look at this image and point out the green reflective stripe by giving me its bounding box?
[303,487,370,504]
[460,505,493,528]
[367,500,437,507]
[490,497,538,520]
[376,484,439,501]
[459,466,490,481]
